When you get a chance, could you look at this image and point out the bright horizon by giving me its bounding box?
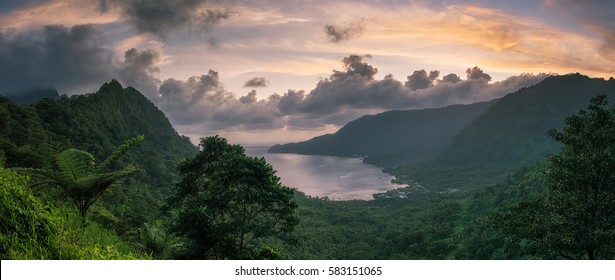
[1,0,614,145]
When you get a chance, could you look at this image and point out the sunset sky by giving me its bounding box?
[1,0,614,145]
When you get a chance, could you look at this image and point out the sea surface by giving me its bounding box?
[245,147,404,200]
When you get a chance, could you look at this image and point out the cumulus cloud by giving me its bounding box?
[243,77,269,88]
[465,66,492,81]
[158,54,538,132]
[118,48,161,99]
[324,20,365,43]
[101,0,233,38]
[158,70,283,131]
[442,73,462,83]
[404,70,439,90]
[268,55,548,125]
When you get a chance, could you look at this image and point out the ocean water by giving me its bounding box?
[245,147,404,200]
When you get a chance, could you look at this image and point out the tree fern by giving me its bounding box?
[22,135,144,227]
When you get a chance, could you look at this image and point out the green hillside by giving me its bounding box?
[401,74,615,189]
[269,100,497,168]
[1,80,197,242]
[271,74,615,190]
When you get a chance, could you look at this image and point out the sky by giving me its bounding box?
[1,0,614,146]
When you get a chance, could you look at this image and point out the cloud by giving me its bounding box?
[324,20,365,43]
[102,0,234,38]
[465,66,492,81]
[0,24,163,96]
[0,0,51,14]
[0,24,116,94]
[243,77,269,88]
[404,70,439,90]
[543,0,615,60]
[117,48,162,99]
[158,70,284,131]
[442,73,462,83]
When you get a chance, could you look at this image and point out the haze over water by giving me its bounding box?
[245,147,404,200]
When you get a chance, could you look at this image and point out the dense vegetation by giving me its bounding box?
[269,100,496,168]
[273,74,615,189]
[1,74,613,259]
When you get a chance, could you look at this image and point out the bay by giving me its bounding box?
[245,147,404,200]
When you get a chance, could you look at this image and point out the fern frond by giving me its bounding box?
[96,135,144,173]
[56,149,95,181]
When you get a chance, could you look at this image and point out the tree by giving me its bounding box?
[494,95,615,259]
[166,136,298,259]
[25,135,144,227]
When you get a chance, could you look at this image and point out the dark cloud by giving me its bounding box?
[0,24,164,97]
[466,66,492,81]
[102,0,233,38]
[0,24,116,94]
[243,77,269,88]
[324,20,365,43]
[404,69,439,90]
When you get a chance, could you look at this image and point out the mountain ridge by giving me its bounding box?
[269,74,615,189]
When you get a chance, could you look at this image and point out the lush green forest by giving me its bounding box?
[2,75,614,259]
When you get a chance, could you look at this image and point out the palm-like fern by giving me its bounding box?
[27,135,144,227]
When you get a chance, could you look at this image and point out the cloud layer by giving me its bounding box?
[156,54,549,133]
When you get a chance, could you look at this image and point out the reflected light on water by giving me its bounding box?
[245,147,404,200]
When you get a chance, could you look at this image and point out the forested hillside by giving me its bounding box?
[400,74,615,188]
[271,74,615,190]
[269,100,496,168]
[1,81,196,258]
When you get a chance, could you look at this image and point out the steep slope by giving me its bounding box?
[30,80,197,189]
[404,74,615,188]
[1,80,197,229]
[269,100,497,167]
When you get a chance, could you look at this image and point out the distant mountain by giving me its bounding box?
[270,74,615,189]
[411,74,615,187]
[269,100,497,167]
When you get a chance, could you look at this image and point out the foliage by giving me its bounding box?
[0,167,148,259]
[167,136,298,259]
[26,135,144,227]
[1,167,62,259]
[493,95,615,259]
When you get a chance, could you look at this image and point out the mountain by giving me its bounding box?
[1,80,197,229]
[410,73,615,188]
[269,100,497,167]
[270,74,615,189]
